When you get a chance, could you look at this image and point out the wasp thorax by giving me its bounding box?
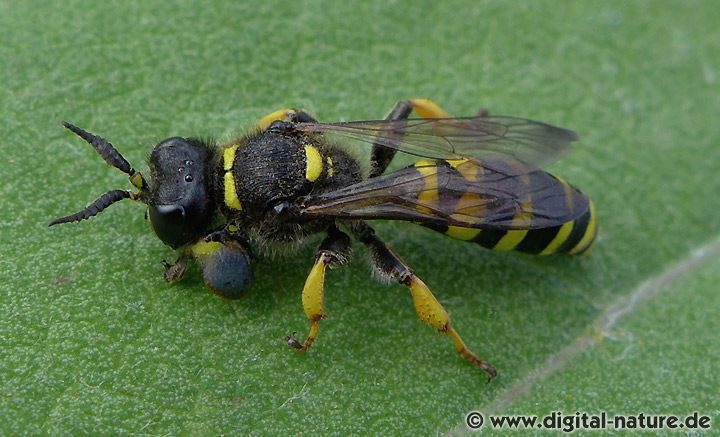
[147,137,215,249]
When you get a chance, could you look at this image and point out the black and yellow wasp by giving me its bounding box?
[51,99,596,379]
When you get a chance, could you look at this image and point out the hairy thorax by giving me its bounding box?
[222,129,361,243]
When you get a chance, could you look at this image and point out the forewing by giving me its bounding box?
[298,159,589,230]
[295,116,579,170]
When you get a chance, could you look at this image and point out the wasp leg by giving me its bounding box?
[286,226,351,352]
[351,221,497,380]
[162,255,190,283]
[188,232,254,299]
[370,98,454,177]
[204,223,253,256]
[256,108,318,130]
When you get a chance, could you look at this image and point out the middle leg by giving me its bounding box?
[286,226,352,352]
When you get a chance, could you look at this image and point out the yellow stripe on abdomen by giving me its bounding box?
[418,158,597,256]
[569,201,597,254]
[445,226,481,241]
[414,159,440,214]
[492,229,528,251]
[539,221,574,255]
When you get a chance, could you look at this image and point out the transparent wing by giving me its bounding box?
[295,116,579,170]
[297,159,589,230]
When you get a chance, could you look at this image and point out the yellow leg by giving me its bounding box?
[259,99,452,132]
[287,252,330,352]
[370,99,455,177]
[350,221,496,378]
[407,98,489,119]
[287,227,350,352]
[407,98,453,118]
[405,275,497,379]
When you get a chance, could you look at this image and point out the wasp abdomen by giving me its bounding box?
[413,158,597,255]
[443,200,597,255]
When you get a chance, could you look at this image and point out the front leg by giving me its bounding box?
[186,228,254,299]
[204,223,252,255]
[162,255,190,283]
[286,226,351,352]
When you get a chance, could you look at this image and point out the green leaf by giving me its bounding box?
[470,244,720,435]
[1,0,718,434]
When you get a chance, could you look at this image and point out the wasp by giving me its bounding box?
[51,99,597,379]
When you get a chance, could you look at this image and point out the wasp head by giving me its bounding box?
[51,123,217,250]
[147,137,215,249]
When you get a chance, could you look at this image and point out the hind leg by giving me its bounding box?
[351,221,496,380]
[256,108,318,130]
[370,99,455,177]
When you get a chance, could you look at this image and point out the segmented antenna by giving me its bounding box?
[49,190,132,226]
[61,121,134,175]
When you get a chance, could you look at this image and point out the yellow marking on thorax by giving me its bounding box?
[326,157,334,177]
[224,172,242,210]
[570,201,597,254]
[223,145,239,171]
[540,221,574,255]
[304,145,323,182]
[221,144,243,211]
[189,240,223,257]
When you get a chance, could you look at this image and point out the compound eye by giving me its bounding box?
[148,204,189,249]
[154,204,185,218]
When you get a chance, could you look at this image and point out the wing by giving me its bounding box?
[297,158,590,230]
[294,116,579,170]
